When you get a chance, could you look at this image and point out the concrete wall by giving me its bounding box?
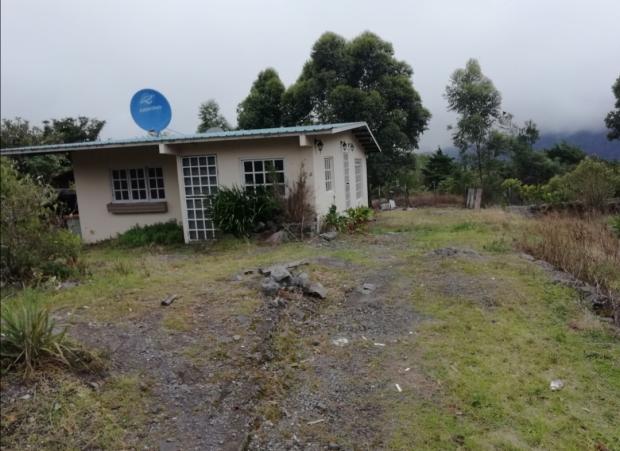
[311,132,368,217]
[72,133,369,242]
[72,147,182,243]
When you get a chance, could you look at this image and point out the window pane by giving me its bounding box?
[255,173,264,184]
[244,161,252,172]
[254,161,263,171]
[275,160,284,170]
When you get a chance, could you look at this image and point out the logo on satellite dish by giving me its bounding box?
[130,89,172,133]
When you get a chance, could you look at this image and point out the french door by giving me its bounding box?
[181,155,218,240]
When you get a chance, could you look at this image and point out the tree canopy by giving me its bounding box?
[0,116,105,184]
[605,75,620,141]
[237,68,285,130]
[445,59,502,185]
[280,31,430,190]
[197,100,231,132]
[422,148,455,190]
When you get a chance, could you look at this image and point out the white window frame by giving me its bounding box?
[241,158,286,194]
[180,155,219,241]
[324,157,334,192]
[110,167,166,203]
[354,158,363,200]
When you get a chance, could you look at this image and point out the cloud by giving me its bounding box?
[2,0,619,151]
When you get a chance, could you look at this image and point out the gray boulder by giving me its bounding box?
[304,282,327,299]
[291,272,311,289]
[261,277,280,296]
[267,265,291,283]
[320,231,338,241]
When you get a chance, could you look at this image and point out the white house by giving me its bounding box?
[1,122,380,243]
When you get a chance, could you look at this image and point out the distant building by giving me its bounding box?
[2,122,379,243]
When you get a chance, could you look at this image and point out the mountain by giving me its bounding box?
[534,130,619,160]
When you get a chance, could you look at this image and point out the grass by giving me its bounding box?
[518,213,620,300]
[1,207,618,449]
[0,372,149,449]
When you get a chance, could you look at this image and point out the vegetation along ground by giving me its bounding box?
[1,209,619,450]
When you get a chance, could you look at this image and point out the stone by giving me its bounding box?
[291,272,311,289]
[320,231,338,241]
[550,379,564,391]
[261,278,280,296]
[265,230,286,246]
[332,337,349,346]
[268,265,291,283]
[304,282,327,299]
[358,283,376,295]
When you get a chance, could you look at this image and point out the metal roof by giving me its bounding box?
[0,122,381,156]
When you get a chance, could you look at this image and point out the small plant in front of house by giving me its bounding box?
[323,205,373,232]
[116,221,184,247]
[0,293,102,376]
[210,186,281,237]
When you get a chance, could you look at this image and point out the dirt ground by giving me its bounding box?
[2,209,619,450]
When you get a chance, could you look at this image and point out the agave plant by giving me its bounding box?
[0,294,100,375]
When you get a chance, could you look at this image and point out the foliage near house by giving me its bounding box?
[237,68,285,130]
[0,158,81,284]
[116,221,184,247]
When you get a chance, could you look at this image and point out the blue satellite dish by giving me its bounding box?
[130,89,172,133]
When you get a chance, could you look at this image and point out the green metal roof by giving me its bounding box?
[0,122,381,156]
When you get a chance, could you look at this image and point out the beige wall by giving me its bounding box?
[72,147,182,243]
[72,133,369,243]
[311,132,368,216]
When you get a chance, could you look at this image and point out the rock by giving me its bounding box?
[304,282,327,299]
[269,297,287,308]
[268,265,291,283]
[430,247,480,258]
[320,231,338,241]
[19,394,31,400]
[358,283,376,295]
[261,278,280,296]
[232,335,241,341]
[550,379,564,391]
[57,280,79,290]
[328,443,341,450]
[331,337,349,346]
[265,230,287,246]
[291,272,311,289]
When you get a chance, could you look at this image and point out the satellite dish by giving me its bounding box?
[130,89,172,134]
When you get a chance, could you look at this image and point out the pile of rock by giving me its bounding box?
[259,261,327,300]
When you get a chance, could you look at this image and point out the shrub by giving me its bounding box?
[0,157,81,284]
[559,158,619,210]
[283,166,315,233]
[116,221,184,247]
[0,293,102,375]
[210,186,280,237]
[323,205,373,232]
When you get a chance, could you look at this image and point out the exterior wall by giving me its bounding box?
[311,132,368,217]
[72,132,369,243]
[72,147,182,243]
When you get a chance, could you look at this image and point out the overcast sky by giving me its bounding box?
[1,0,619,151]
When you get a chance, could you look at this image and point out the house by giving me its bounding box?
[1,122,380,243]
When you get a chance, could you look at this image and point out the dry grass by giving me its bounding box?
[407,192,464,207]
[518,213,620,302]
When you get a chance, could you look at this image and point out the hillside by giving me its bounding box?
[535,129,619,160]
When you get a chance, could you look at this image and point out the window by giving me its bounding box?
[242,159,285,194]
[355,158,363,199]
[111,167,165,202]
[343,152,351,208]
[324,157,334,191]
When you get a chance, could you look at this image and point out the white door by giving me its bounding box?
[181,155,218,240]
[343,152,351,209]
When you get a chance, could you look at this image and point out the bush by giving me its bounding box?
[210,186,280,237]
[283,166,315,233]
[0,293,102,375]
[0,158,81,284]
[559,158,619,210]
[116,221,184,247]
[610,215,620,238]
[323,205,373,232]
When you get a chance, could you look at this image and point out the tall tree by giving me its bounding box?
[605,75,620,141]
[197,100,231,132]
[422,148,455,190]
[237,68,285,129]
[445,59,502,185]
[1,116,105,184]
[281,31,431,191]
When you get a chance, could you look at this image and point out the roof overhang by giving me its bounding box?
[0,122,381,156]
